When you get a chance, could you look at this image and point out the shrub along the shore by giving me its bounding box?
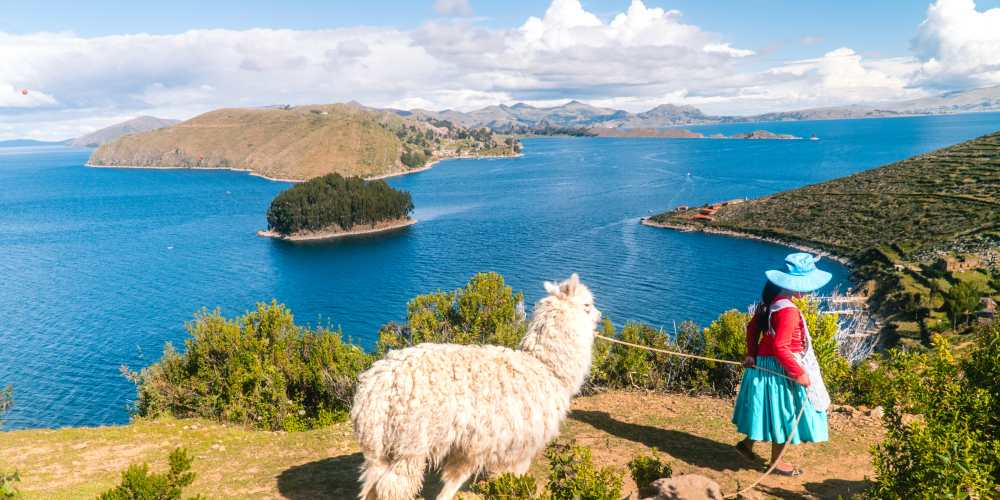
[99,448,199,500]
[266,173,413,236]
[126,302,373,431]
[865,321,1000,498]
[375,272,526,354]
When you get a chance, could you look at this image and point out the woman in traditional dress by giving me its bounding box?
[732,252,832,476]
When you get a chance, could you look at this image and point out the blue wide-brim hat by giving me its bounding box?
[765,252,833,293]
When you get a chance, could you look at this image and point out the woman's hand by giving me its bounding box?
[795,373,811,387]
[742,356,755,368]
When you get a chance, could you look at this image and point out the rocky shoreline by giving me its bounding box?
[86,162,305,183]
[639,218,852,266]
[87,151,523,183]
[257,218,417,242]
[364,152,523,181]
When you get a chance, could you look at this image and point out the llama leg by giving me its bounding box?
[435,458,475,500]
[359,455,426,500]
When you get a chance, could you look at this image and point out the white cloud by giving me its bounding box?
[434,0,473,17]
[0,84,57,108]
[1,0,998,140]
[911,0,1000,87]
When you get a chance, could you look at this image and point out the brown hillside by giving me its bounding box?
[89,104,516,181]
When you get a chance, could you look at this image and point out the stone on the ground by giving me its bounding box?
[643,474,723,500]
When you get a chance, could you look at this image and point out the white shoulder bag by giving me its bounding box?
[768,299,830,412]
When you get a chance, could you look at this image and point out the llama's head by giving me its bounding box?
[521,274,601,393]
[543,273,602,327]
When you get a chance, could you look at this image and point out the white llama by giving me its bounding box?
[351,274,601,500]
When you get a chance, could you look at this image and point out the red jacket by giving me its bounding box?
[745,296,806,378]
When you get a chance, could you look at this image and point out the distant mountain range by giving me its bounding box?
[1,116,179,149]
[68,116,180,148]
[4,84,1000,149]
[0,139,68,148]
[394,84,1000,131]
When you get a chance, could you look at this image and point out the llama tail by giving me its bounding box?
[359,455,426,500]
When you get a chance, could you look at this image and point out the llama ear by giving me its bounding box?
[544,281,560,296]
[561,273,579,296]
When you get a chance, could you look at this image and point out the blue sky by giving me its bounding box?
[2,0,1000,139]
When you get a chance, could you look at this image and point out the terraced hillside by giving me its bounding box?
[652,131,1000,257]
[647,131,1000,341]
[90,104,519,181]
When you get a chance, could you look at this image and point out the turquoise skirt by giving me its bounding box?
[731,356,828,444]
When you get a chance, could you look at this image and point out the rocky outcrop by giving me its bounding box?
[642,474,723,500]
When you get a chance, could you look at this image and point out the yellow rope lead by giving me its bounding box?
[592,334,808,499]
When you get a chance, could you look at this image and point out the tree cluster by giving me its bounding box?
[266,173,413,236]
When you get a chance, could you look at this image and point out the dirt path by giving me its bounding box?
[0,391,880,499]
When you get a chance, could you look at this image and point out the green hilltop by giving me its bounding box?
[648,130,1000,344]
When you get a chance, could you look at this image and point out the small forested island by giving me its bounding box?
[259,173,414,241]
[644,130,1000,346]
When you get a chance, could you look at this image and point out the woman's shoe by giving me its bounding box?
[735,440,761,462]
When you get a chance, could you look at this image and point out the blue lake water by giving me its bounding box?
[2,112,1000,429]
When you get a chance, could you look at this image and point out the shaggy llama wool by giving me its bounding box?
[351,274,601,500]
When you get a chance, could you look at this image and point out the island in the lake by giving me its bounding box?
[258,173,415,241]
[643,130,1000,346]
[88,103,521,182]
[589,128,803,140]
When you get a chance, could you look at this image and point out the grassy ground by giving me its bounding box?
[0,391,881,499]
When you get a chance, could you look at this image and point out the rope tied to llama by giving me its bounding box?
[593,333,807,499]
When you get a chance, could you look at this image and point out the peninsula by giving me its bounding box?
[260,173,414,241]
[645,130,1000,344]
[88,104,521,181]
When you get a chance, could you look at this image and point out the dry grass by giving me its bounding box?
[0,391,881,499]
[91,104,407,181]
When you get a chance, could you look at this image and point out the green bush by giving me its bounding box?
[400,150,428,168]
[867,327,1000,498]
[544,443,623,500]
[944,282,983,330]
[126,302,373,431]
[596,322,674,390]
[266,173,413,236]
[700,309,751,395]
[0,470,19,500]
[592,315,747,396]
[99,448,200,500]
[472,473,537,499]
[627,451,673,488]
[376,272,526,353]
[584,318,615,391]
